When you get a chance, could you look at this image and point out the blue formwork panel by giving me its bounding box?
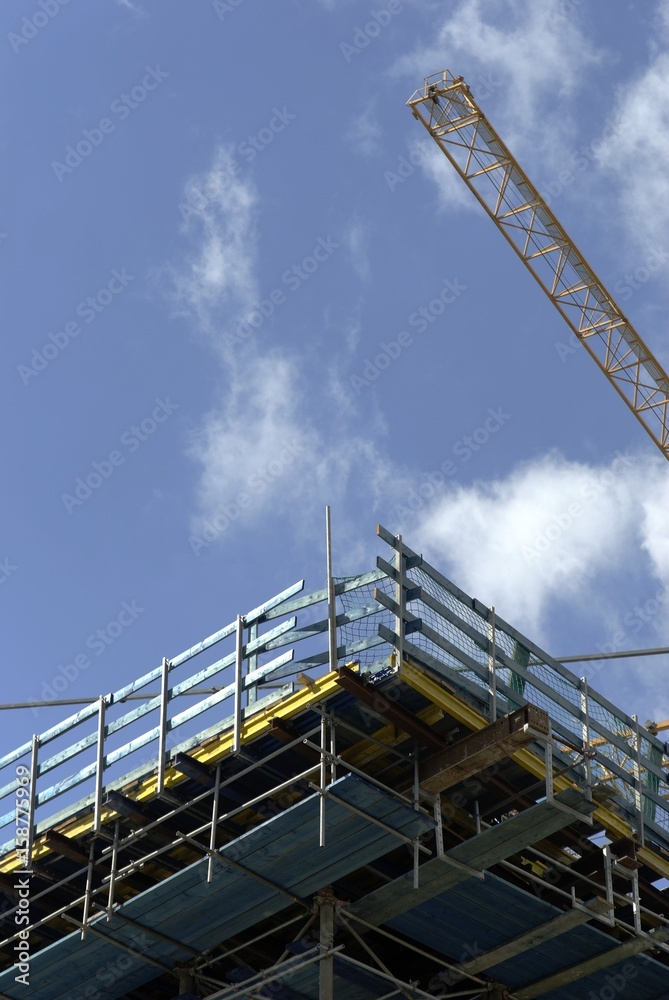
[386,871,669,999]
[0,774,433,1000]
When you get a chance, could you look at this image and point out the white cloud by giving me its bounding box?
[404,450,669,640]
[394,0,602,133]
[169,146,259,338]
[412,136,479,214]
[168,148,406,549]
[188,351,405,548]
[640,471,669,583]
[189,353,318,526]
[654,0,669,44]
[393,0,605,212]
[343,217,372,282]
[595,50,669,251]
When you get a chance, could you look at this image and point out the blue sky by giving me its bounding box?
[2,0,669,762]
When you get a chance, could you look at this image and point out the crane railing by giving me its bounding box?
[408,70,669,461]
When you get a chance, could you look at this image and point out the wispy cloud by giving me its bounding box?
[188,353,318,526]
[168,146,407,552]
[395,0,602,129]
[393,0,605,202]
[169,146,259,339]
[345,103,384,158]
[187,348,406,552]
[343,217,372,282]
[411,137,478,213]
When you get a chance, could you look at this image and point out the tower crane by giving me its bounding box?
[407,70,669,461]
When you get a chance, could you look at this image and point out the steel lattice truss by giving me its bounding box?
[408,70,669,461]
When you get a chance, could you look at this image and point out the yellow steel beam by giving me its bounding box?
[0,670,346,874]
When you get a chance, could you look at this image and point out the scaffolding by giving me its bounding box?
[1,525,669,998]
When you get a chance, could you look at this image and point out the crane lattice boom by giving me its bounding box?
[408,70,669,461]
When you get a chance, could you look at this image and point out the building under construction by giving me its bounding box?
[1,524,669,999]
[3,74,669,999]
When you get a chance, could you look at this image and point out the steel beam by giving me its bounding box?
[514,927,669,998]
[172,752,214,785]
[433,898,609,986]
[334,666,445,752]
[417,705,548,794]
[42,830,88,865]
[317,889,335,1000]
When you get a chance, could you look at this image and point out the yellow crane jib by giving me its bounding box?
[407,70,669,461]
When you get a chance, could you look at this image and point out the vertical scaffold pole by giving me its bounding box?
[157,657,169,798]
[488,607,497,722]
[633,715,645,848]
[94,696,106,833]
[208,764,221,884]
[81,840,95,940]
[320,712,327,848]
[107,820,120,920]
[632,864,642,934]
[329,715,336,785]
[247,621,259,706]
[317,890,335,1000]
[434,792,444,857]
[545,728,554,803]
[580,677,593,799]
[323,506,336,849]
[603,844,614,921]
[395,534,404,671]
[325,507,337,675]
[413,750,420,890]
[233,616,244,755]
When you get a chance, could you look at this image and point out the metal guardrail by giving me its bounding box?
[2,524,668,863]
[375,524,669,852]
[0,570,389,861]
